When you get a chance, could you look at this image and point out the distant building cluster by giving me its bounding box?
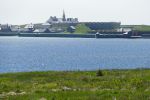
[0,11,133,33]
[0,11,79,33]
[46,11,78,24]
[0,24,12,32]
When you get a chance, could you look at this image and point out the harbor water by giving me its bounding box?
[0,36,150,73]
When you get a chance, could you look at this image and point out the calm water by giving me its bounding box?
[0,36,150,73]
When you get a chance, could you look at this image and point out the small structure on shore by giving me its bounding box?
[119,26,133,32]
[67,26,76,33]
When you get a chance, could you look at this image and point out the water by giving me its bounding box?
[0,36,150,73]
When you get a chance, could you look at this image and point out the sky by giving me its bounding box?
[0,0,150,25]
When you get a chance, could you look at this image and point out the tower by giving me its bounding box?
[62,10,66,21]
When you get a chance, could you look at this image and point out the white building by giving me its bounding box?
[24,23,34,29]
[117,26,133,32]
[11,25,20,32]
[47,11,79,24]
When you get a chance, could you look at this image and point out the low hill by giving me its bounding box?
[121,25,150,32]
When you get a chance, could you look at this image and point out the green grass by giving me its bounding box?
[121,25,150,32]
[133,25,150,31]
[0,69,150,100]
[74,24,91,34]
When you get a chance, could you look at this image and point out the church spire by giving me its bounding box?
[62,10,66,21]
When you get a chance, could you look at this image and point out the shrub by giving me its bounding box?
[96,70,103,77]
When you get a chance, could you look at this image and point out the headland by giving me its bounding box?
[1,11,150,38]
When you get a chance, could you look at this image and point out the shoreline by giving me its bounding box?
[0,32,150,38]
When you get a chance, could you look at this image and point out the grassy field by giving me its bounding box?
[0,69,150,100]
[73,24,150,34]
[121,25,150,32]
[74,24,91,34]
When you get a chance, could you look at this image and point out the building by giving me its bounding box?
[119,26,133,32]
[24,23,34,29]
[62,10,66,21]
[47,11,79,24]
[11,25,20,32]
[0,24,12,32]
[19,23,34,33]
[34,23,51,29]
[67,26,76,33]
[66,18,78,23]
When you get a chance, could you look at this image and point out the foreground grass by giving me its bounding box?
[0,69,150,100]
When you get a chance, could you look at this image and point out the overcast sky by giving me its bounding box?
[0,0,149,25]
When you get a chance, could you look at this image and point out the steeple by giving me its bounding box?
[62,10,66,21]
